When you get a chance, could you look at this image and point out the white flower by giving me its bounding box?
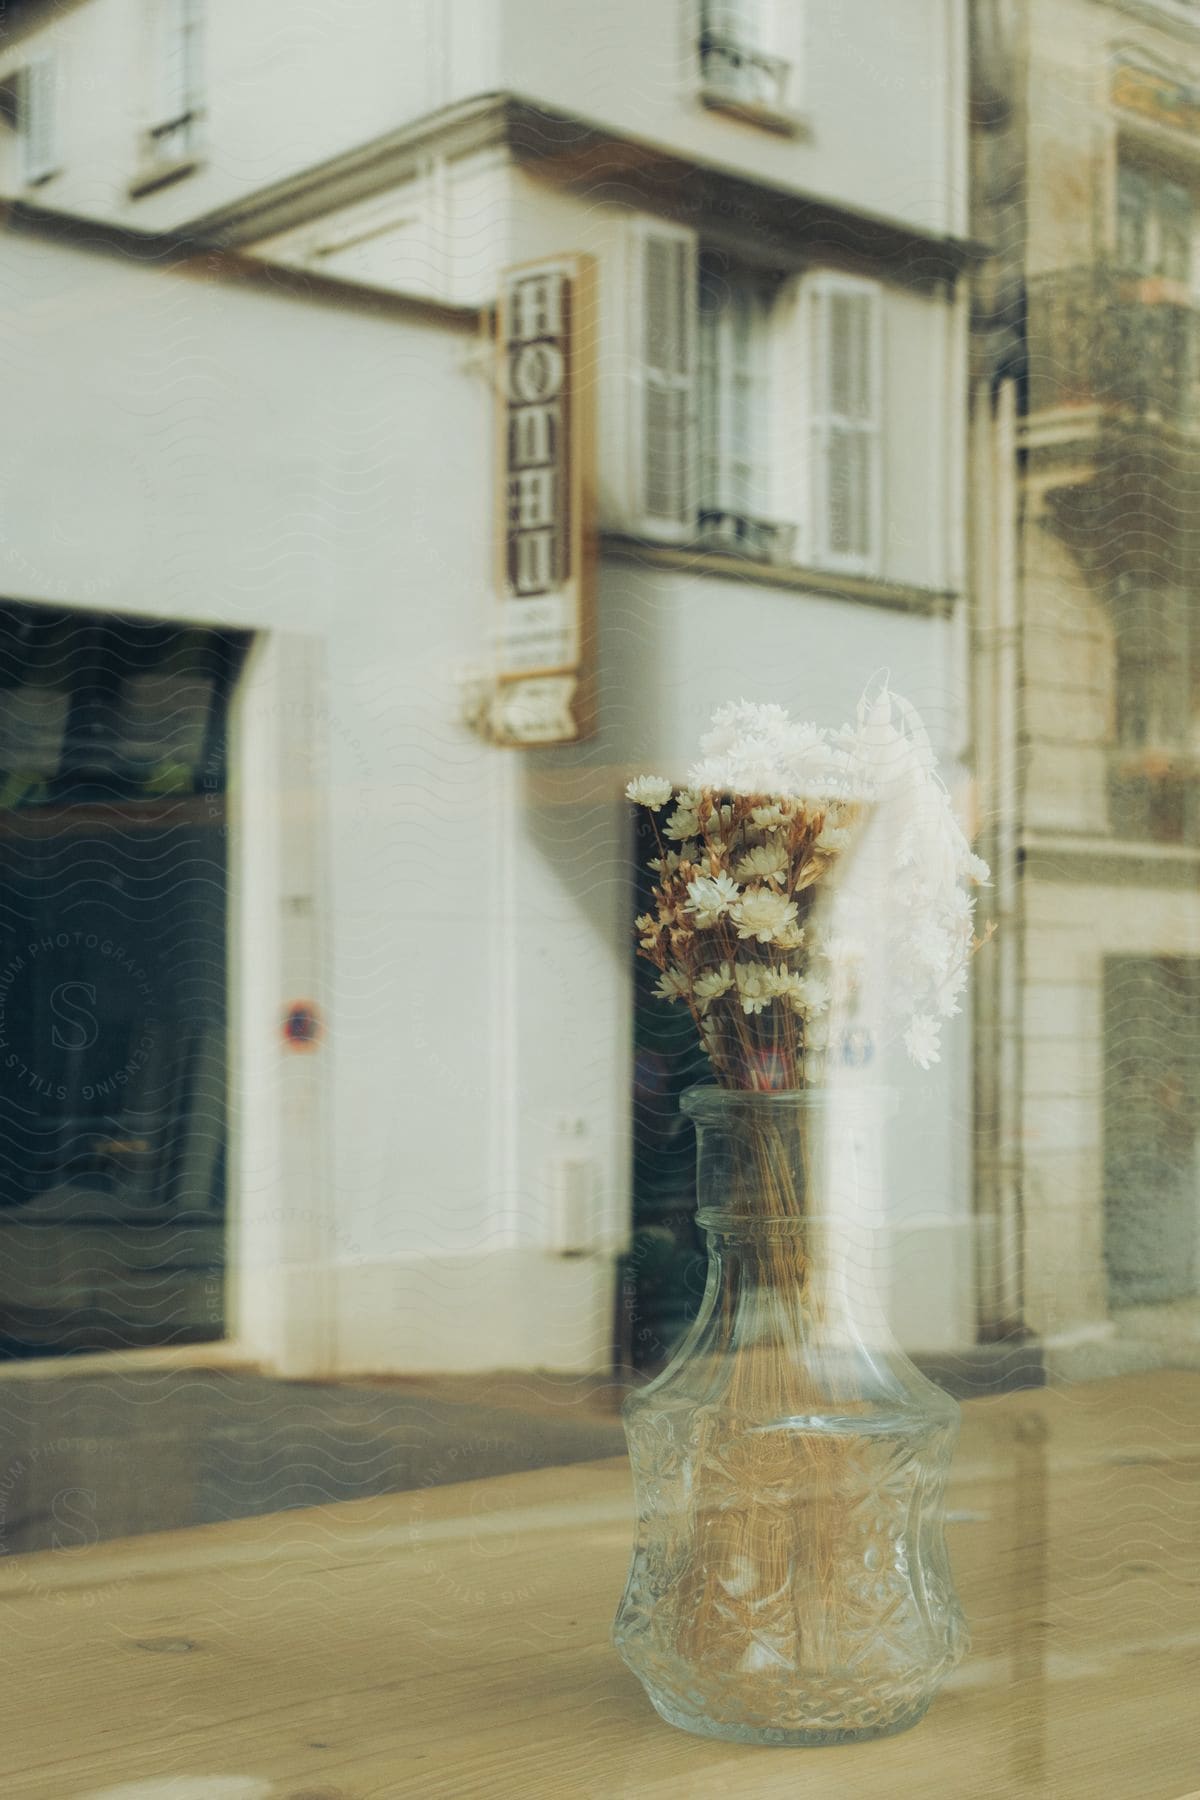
[654,968,691,1005]
[684,872,740,927]
[689,700,861,802]
[664,793,701,840]
[750,965,810,1013]
[961,851,991,885]
[734,842,789,886]
[651,842,702,874]
[815,820,855,854]
[735,963,775,1015]
[948,885,975,922]
[731,889,799,945]
[694,963,734,1004]
[625,775,673,811]
[794,973,831,1017]
[750,803,790,830]
[904,1013,942,1069]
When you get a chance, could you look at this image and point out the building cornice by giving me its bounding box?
[503,98,984,287]
[177,92,982,288]
[0,199,482,333]
[182,93,516,250]
[1022,831,1200,887]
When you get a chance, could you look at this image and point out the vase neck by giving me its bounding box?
[696,1216,855,1345]
[680,1085,875,1357]
[683,1084,827,1222]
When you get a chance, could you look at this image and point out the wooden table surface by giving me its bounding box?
[4,1370,1200,1800]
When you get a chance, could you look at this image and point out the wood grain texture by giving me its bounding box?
[3,1371,1198,1799]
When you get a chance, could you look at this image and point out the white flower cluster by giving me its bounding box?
[687,700,868,803]
[846,686,990,1070]
[625,687,991,1082]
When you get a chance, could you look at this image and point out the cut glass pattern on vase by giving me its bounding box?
[613,1086,969,1746]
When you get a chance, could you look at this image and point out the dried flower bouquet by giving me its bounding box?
[627,690,991,1092]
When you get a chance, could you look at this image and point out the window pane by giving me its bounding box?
[1160,179,1193,282]
[829,293,870,419]
[1117,162,1151,270]
[696,260,768,524]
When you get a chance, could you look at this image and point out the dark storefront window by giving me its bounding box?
[0,602,250,1356]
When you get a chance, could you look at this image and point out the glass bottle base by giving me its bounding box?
[644,1691,934,1748]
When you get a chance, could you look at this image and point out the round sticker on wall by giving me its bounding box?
[282,1000,323,1052]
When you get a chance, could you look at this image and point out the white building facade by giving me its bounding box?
[0,0,978,1374]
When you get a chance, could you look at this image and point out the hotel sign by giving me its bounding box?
[493,254,596,746]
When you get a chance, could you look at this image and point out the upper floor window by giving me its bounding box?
[1117,161,1194,287]
[1107,578,1200,844]
[19,53,59,187]
[1112,579,1192,749]
[627,221,884,577]
[698,0,799,124]
[151,0,204,166]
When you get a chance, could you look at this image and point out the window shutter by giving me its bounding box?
[21,55,59,186]
[630,219,697,541]
[807,273,883,575]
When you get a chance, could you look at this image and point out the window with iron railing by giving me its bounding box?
[1109,579,1200,844]
[697,0,796,118]
[19,53,59,186]
[1117,161,1194,288]
[148,0,204,167]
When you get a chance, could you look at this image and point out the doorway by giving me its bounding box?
[0,601,250,1356]
[617,807,708,1375]
[1103,955,1200,1309]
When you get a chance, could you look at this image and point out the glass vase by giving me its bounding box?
[612,1085,968,1746]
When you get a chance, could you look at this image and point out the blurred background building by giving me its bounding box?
[971,0,1200,1378]
[4,0,1190,1388]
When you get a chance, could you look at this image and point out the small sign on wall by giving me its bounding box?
[1112,59,1200,137]
[492,254,596,746]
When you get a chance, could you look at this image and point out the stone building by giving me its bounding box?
[971,0,1200,1372]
